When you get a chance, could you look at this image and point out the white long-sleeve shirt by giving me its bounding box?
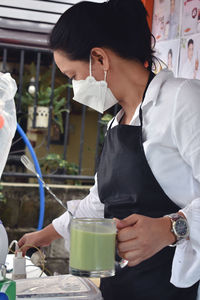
[53,69,200,292]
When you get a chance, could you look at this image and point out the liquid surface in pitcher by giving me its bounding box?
[70,226,116,271]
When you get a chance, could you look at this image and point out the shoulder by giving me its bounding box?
[171,78,200,135]
[176,77,200,97]
[157,70,187,93]
[146,69,186,106]
[173,78,200,112]
[157,69,200,97]
[155,70,200,109]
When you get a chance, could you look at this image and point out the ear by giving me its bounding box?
[91,48,110,71]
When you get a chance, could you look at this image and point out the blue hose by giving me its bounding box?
[17,123,45,230]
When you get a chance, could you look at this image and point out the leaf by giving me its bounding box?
[53,116,63,133]
[53,98,66,112]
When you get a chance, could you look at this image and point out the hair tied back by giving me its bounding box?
[106,0,121,9]
[106,0,144,14]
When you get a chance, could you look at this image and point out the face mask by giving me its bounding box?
[72,56,118,113]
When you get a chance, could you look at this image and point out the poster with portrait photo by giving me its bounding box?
[152,0,170,41]
[154,39,180,76]
[179,33,200,79]
[152,0,182,41]
[182,0,199,36]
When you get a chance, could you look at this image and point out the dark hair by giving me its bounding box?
[168,49,173,57]
[50,0,155,69]
[188,39,194,47]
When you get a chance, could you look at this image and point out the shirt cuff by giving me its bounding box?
[52,211,71,240]
[170,199,200,287]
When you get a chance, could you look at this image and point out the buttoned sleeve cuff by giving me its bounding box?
[52,211,71,240]
[52,175,104,251]
[52,200,82,251]
[170,198,200,287]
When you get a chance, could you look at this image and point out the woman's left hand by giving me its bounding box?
[116,214,176,267]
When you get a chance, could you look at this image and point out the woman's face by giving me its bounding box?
[168,53,172,68]
[188,44,194,61]
[54,50,89,80]
[54,50,105,81]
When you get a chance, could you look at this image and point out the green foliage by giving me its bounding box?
[21,84,71,133]
[99,113,113,125]
[21,84,71,107]
[40,153,79,175]
[16,62,72,133]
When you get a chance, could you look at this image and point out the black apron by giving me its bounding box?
[97,72,199,300]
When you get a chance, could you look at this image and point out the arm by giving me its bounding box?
[52,174,104,240]
[117,79,200,275]
[18,224,61,256]
[170,79,200,287]
[18,175,104,254]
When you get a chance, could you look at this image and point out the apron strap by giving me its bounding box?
[139,71,155,127]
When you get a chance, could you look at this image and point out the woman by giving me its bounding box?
[18,1,200,299]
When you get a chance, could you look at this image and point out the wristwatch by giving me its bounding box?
[165,213,189,247]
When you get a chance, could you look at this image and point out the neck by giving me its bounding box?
[117,62,150,124]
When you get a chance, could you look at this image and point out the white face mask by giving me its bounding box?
[72,56,118,114]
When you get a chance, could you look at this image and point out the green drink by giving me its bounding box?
[69,218,116,278]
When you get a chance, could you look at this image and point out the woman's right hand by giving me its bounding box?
[18,224,62,256]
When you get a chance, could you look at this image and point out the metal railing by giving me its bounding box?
[0,43,118,183]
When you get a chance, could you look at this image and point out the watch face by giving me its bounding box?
[174,219,188,237]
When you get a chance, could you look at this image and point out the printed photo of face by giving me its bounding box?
[188,39,194,61]
[167,49,173,70]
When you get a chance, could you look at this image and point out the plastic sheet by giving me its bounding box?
[16,275,103,299]
[0,72,17,178]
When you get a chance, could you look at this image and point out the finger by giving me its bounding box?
[19,244,32,257]
[18,235,32,256]
[128,258,143,267]
[18,236,25,248]
[116,214,138,229]
[17,246,28,256]
[117,226,137,242]
[19,248,26,257]
[118,249,142,263]
[118,238,138,252]
[127,251,148,267]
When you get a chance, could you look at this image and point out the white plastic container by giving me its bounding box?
[16,274,103,300]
